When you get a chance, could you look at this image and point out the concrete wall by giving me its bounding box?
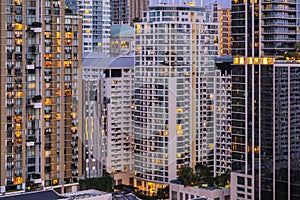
[169,182,230,200]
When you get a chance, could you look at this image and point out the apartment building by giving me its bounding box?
[0,0,82,194]
[82,51,134,177]
[231,0,300,199]
[111,0,130,24]
[65,0,111,53]
[111,0,149,25]
[133,1,228,195]
[129,0,149,25]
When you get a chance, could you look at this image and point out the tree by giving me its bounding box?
[195,163,212,184]
[79,176,113,192]
[294,42,300,52]
[133,17,142,23]
[178,166,196,187]
[216,170,230,187]
[156,186,169,199]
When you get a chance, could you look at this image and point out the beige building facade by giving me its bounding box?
[0,0,82,194]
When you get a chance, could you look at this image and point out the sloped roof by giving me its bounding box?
[109,57,134,68]
[111,25,135,38]
[83,51,134,69]
[83,52,114,68]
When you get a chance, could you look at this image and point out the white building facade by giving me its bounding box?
[82,52,134,177]
[133,3,207,195]
[66,0,111,53]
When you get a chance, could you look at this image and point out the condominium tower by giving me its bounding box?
[82,52,134,177]
[65,0,111,53]
[133,1,233,195]
[231,0,300,199]
[0,0,82,194]
[111,0,149,25]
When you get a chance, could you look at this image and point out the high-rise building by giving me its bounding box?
[231,0,300,199]
[196,22,232,176]
[82,51,134,177]
[82,52,112,178]
[133,1,231,195]
[65,0,111,53]
[0,0,82,194]
[93,0,111,53]
[214,3,231,56]
[129,0,149,25]
[111,0,149,25]
[111,0,130,25]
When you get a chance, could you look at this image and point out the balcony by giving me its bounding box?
[44,144,51,151]
[44,166,51,173]
[7,23,14,30]
[26,64,35,69]
[45,128,52,135]
[30,175,42,184]
[30,27,42,33]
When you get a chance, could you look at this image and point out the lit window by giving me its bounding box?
[45,98,51,105]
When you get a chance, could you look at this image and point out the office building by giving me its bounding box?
[0,0,82,194]
[82,51,134,177]
[65,0,111,53]
[231,0,300,199]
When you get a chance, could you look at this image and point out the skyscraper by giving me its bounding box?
[111,0,149,25]
[133,1,231,195]
[82,51,135,177]
[0,0,82,194]
[213,3,231,56]
[129,0,149,25]
[65,0,111,53]
[111,0,130,24]
[231,0,300,199]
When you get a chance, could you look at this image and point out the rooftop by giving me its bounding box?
[62,189,111,200]
[0,190,66,200]
[111,25,135,38]
[83,51,134,68]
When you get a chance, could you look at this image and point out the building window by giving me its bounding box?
[171,191,177,200]
[237,176,244,185]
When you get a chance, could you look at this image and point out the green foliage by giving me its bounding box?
[178,166,196,187]
[79,176,113,192]
[133,18,142,23]
[177,163,230,187]
[156,186,169,199]
[283,42,300,59]
[65,8,73,15]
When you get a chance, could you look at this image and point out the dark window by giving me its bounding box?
[237,176,245,185]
